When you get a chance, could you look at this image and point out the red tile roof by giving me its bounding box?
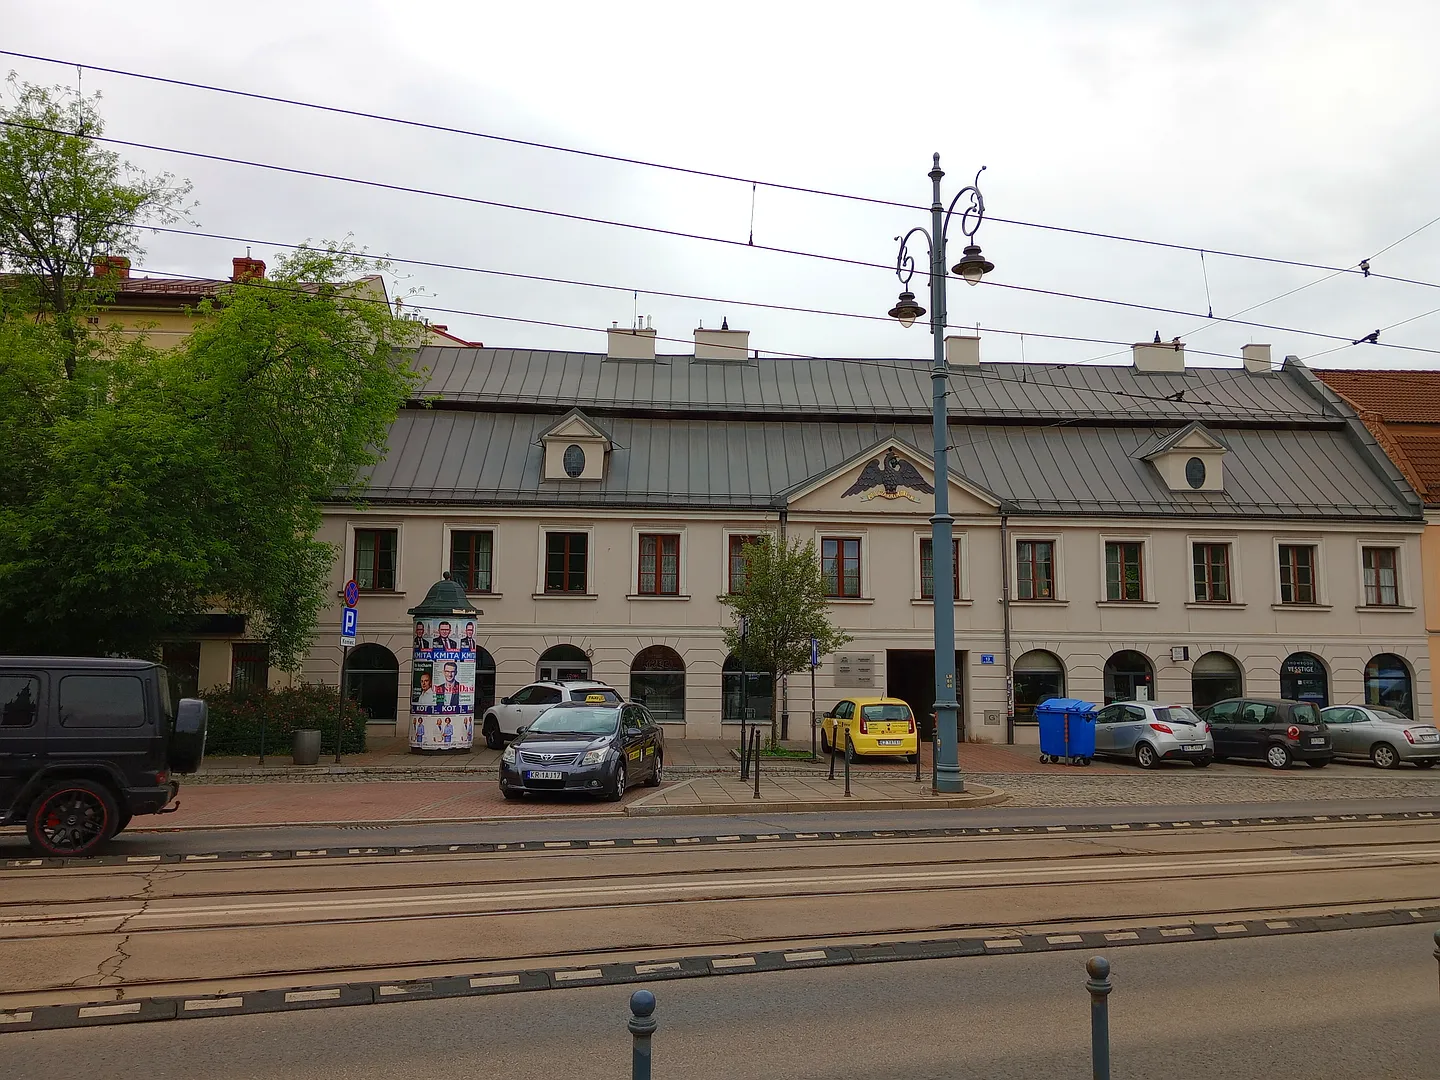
[1315,369,1440,423]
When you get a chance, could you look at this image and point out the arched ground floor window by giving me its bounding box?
[632,646,685,723]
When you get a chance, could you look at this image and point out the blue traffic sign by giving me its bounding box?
[341,606,358,646]
[810,637,820,668]
[343,579,360,607]
[981,653,996,665]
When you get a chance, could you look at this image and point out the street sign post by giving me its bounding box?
[336,583,360,763]
[809,637,820,761]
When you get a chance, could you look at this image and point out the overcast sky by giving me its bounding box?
[7,0,1440,370]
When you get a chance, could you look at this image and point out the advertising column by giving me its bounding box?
[408,575,483,753]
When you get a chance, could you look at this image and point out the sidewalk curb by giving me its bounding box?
[625,780,1009,816]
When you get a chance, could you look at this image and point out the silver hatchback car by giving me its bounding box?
[1094,701,1215,769]
[1318,705,1440,769]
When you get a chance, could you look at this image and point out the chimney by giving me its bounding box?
[606,324,657,360]
[92,255,131,280]
[693,319,750,361]
[945,333,981,367]
[231,255,266,282]
[1132,338,1185,373]
[1242,343,1273,374]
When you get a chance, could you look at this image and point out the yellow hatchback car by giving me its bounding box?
[820,696,918,763]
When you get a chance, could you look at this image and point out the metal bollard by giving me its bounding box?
[843,732,853,797]
[739,724,750,781]
[827,725,837,780]
[1433,929,1440,1000]
[752,727,761,799]
[1085,956,1112,1080]
[628,989,657,1080]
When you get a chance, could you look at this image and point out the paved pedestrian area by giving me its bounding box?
[627,776,1006,815]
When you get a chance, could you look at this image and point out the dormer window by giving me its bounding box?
[1138,422,1227,493]
[540,409,611,482]
[563,444,586,478]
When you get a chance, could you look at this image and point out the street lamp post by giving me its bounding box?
[888,154,994,794]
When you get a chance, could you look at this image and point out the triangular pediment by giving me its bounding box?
[540,408,611,446]
[786,437,999,514]
[1139,421,1228,460]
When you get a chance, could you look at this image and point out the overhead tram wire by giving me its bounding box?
[121,221,1375,371]
[0,121,1422,358]
[5,49,1439,293]
[123,260,1334,420]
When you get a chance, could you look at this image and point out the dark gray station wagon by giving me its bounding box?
[1200,697,1331,769]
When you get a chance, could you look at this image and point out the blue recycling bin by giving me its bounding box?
[1035,698,1098,765]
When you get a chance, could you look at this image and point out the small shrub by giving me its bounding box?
[200,682,368,757]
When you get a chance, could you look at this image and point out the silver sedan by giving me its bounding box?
[1319,705,1440,769]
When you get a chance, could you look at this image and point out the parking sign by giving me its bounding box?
[341,606,358,646]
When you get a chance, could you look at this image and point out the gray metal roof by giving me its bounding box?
[363,411,1414,520]
[416,348,1336,423]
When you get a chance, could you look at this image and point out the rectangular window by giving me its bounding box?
[0,675,40,728]
[1278,544,1316,604]
[728,535,762,594]
[449,530,494,593]
[637,533,680,595]
[231,643,269,693]
[822,537,862,598]
[1016,540,1055,600]
[354,528,397,591]
[1192,543,1231,603]
[919,538,961,600]
[1363,546,1399,606]
[545,532,588,593]
[161,642,201,702]
[59,675,147,728]
[1104,542,1144,601]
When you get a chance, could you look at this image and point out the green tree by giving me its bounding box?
[0,77,192,377]
[0,245,423,667]
[720,536,852,745]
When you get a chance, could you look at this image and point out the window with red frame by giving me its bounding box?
[637,534,680,595]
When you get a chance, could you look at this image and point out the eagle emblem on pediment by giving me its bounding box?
[842,449,935,502]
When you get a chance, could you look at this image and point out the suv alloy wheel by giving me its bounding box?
[26,780,120,857]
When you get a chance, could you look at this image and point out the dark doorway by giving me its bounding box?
[886,650,966,742]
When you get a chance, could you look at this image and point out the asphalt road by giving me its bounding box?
[7,925,1438,1080]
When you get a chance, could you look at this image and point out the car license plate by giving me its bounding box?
[1308,738,1326,746]
[878,739,902,746]
[526,770,563,780]
[1419,733,1439,743]
[1184,744,1205,752]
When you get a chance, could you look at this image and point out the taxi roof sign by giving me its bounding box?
[585,694,608,703]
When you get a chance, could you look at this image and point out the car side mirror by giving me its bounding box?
[500,697,511,705]
[514,725,526,736]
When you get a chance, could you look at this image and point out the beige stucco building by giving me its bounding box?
[264,329,1429,746]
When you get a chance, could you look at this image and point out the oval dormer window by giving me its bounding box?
[563,444,586,478]
[1185,456,1206,489]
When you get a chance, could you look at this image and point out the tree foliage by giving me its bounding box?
[720,537,852,744]
[0,77,192,376]
[0,80,424,666]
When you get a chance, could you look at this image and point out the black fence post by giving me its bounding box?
[739,723,749,781]
[827,723,837,780]
[628,989,656,1080]
[1433,929,1440,1000]
[752,728,761,799]
[1086,956,1112,1080]
[843,731,852,797]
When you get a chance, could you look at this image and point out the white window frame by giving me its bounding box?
[913,530,970,603]
[1186,533,1242,607]
[1272,535,1328,608]
[345,519,406,595]
[818,529,869,602]
[1356,537,1412,609]
[1012,534,1063,603]
[535,525,597,597]
[629,525,690,599]
[1098,534,1153,604]
[442,522,500,596]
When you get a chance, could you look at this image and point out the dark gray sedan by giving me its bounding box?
[1319,705,1440,769]
[499,699,663,800]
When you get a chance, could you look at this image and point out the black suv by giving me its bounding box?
[1,657,207,856]
[1200,696,1331,769]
